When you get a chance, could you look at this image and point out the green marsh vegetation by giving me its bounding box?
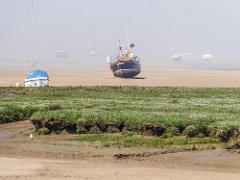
[0,86,240,145]
[68,134,219,148]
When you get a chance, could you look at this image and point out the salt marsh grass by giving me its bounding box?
[1,87,240,142]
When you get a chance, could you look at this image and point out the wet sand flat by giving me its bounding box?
[1,117,240,180]
[1,156,240,180]
[1,69,240,87]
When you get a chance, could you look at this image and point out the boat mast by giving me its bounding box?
[123,18,130,49]
[30,2,37,69]
[208,27,213,53]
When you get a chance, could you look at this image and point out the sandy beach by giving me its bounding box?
[1,156,240,180]
[1,69,240,87]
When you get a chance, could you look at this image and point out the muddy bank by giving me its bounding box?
[31,119,176,136]
[1,121,240,180]
[30,119,239,143]
[113,146,217,159]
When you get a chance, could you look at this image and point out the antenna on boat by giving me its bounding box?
[172,32,182,61]
[123,17,130,49]
[30,1,37,69]
[89,30,97,56]
[203,28,214,61]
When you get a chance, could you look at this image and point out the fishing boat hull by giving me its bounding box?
[110,60,141,78]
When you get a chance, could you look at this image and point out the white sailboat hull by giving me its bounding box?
[24,78,49,87]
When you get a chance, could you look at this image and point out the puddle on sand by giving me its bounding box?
[195,151,238,161]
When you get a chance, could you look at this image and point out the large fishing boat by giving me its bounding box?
[108,42,141,78]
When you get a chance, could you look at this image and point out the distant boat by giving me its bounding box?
[24,2,49,87]
[89,49,97,56]
[55,49,68,58]
[108,42,141,78]
[172,54,181,61]
[202,52,214,61]
[171,32,182,62]
[172,53,192,61]
[203,28,214,61]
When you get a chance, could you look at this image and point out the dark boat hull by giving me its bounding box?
[110,60,141,78]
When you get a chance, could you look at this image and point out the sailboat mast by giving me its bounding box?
[123,18,130,49]
[30,2,36,69]
[208,28,213,53]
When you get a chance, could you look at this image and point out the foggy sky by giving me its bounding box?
[1,0,240,71]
